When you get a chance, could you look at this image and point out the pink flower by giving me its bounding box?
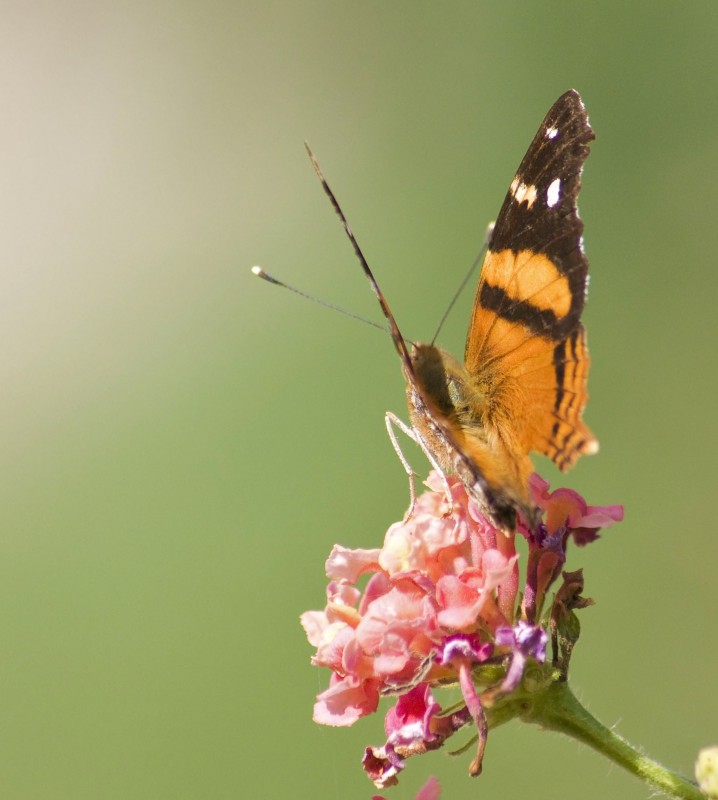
[435,548,518,630]
[494,621,548,693]
[372,774,441,800]
[302,474,522,725]
[529,474,624,543]
[326,544,382,582]
[364,685,458,788]
[520,475,624,621]
[415,775,441,800]
[355,585,437,679]
[384,683,442,752]
[301,471,623,782]
[313,672,381,727]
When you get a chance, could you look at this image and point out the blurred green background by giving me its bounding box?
[2,2,717,798]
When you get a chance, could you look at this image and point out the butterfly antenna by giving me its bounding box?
[251,266,388,334]
[304,143,414,367]
[429,223,492,346]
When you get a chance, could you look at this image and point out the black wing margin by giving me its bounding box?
[487,89,595,340]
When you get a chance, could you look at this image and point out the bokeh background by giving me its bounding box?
[3,2,717,798]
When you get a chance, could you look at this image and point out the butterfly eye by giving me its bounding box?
[447,376,471,414]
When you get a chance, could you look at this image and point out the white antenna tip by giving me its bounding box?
[251,266,281,286]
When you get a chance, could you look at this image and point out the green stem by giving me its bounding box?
[522,681,704,800]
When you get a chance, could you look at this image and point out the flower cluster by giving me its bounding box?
[300,471,623,788]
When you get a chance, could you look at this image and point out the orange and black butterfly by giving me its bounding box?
[265,90,597,531]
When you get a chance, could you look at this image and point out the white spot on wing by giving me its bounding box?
[510,175,538,208]
[546,126,559,139]
[546,177,561,208]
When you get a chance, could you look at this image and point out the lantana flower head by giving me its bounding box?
[301,471,623,787]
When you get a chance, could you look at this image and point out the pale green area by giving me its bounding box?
[2,2,717,798]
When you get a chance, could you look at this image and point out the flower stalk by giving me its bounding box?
[521,680,704,800]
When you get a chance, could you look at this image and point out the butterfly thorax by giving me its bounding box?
[406,343,535,527]
[409,344,487,431]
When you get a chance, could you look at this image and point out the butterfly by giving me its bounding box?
[302,89,598,531]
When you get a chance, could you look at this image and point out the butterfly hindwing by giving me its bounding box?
[464,90,598,474]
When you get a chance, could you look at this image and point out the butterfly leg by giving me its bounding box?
[385,412,418,519]
[385,412,454,518]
